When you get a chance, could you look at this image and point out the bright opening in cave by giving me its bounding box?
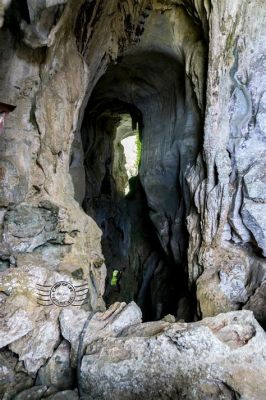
[114,114,140,196]
[122,144,140,195]
[121,135,138,195]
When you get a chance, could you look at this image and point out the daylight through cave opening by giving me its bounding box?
[79,50,202,321]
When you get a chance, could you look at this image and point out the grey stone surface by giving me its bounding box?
[45,390,79,400]
[9,314,61,375]
[244,281,266,329]
[21,0,67,48]
[59,308,91,366]
[0,349,34,399]
[13,385,49,400]
[60,302,142,366]
[36,340,74,390]
[2,202,62,253]
[80,309,266,400]
[0,309,34,349]
[0,265,90,375]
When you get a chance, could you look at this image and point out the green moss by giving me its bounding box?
[135,130,142,168]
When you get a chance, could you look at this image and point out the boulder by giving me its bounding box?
[12,385,49,400]
[0,308,34,348]
[0,349,33,399]
[80,310,266,400]
[60,301,142,366]
[59,308,91,366]
[45,390,79,400]
[9,312,60,375]
[36,340,74,390]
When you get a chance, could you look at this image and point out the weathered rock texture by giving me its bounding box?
[0,0,266,398]
[193,0,266,328]
[79,304,266,400]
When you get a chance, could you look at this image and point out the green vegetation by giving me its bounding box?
[111,269,120,286]
[135,129,142,168]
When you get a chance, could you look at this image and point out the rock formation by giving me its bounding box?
[80,304,266,400]
[0,0,265,398]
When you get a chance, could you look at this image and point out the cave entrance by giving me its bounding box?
[79,50,202,322]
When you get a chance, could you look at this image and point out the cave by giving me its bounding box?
[1,1,266,398]
[77,50,203,321]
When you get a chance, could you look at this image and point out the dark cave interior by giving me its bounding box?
[78,50,202,321]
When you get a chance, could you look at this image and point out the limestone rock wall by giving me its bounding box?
[0,0,106,313]
[195,0,266,326]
